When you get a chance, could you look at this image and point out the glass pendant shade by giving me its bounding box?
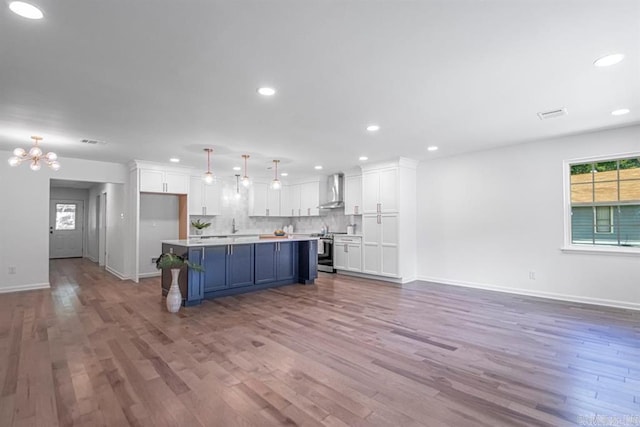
[270,159,281,190]
[202,148,214,184]
[13,147,26,157]
[241,155,251,187]
[8,156,21,166]
[30,160,41,171]
[29,146,42,157]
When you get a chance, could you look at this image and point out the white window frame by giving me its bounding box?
[562,152,640,256]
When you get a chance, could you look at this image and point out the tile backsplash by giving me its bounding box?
[190,180,361,235]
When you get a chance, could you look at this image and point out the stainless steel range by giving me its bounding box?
[315,232,347,273]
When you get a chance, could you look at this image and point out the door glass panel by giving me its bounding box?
[55,204,76,230]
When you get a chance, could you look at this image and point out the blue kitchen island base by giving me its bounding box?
[161,238,318,306]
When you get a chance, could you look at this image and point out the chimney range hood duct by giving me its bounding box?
[319,173,344,209]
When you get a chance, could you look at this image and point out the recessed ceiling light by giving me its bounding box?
[9,1,43,19]
[359,156,368,161]
[593,53,624,67]
[169,158,180,163]
[427,146,438,152]
[233,166,241,171]
[257,87,276,96]
[314,165,323,170]
[281,172,288,177]
[366,125,380,132]
[611,108,630,116]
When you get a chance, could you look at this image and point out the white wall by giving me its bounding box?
[139,193,179,276]
[0,153,130,292]
[416,125,640,309]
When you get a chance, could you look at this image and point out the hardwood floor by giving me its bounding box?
[1,259,639,426]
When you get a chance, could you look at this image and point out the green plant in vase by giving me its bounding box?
[156,252,203,313]
[191,219,211,235]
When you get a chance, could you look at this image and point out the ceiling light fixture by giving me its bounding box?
[611,108,630,116]
[258,87,276,96]
[359,156,368,161]
[271,160,281,190]
[202,148,214,184]
[8,135,60,171]
[314,165,323,170]
[9,1,43,19]
[366,125,380,132]
[234,174,242,199]
[241,154,251,187]
[281,172,288,177]
[169,158,180,163]
[427,146,439,152]
[233,166,241,171]
[593,53,624,67]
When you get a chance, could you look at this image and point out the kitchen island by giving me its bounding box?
[161,236,318,306]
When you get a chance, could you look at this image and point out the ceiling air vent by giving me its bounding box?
[81,138,106,145]
[537,108,567,120]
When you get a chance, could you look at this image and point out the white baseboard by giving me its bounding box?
[0,282,50,294]
[335,270,404,284]
[416,276,640,311]
[86,255,98,263]
[105,265,130,281]
[138,272,161,279]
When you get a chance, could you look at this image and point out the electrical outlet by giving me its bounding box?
[529,271,536,280]
[8,266,16,274]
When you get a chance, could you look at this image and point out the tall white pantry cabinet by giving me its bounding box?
[361,158,417,282]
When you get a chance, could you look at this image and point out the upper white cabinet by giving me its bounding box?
[362,167,398,214]
[344,173,362,215]
[249,182,282,217]
[189,176,221,216]
[251,178,324,217]
[300,181,321,216]
[140,168,188,194]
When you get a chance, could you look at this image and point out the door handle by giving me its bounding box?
[202,247,205,260]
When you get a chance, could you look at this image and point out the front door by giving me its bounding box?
[50,200,84,258]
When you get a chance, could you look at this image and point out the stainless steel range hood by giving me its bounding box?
[318,173,344,209]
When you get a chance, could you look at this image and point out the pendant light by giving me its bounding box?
[241,154,251,187]
[234,174,242,199]
[8,136,60,171]
[271,160,281,190]
[202,148,214,184]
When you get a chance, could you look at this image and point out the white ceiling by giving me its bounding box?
[1,0,638,180]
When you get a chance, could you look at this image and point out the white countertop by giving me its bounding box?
[163,235,319,247]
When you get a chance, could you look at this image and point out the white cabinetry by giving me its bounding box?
[300,181,321,216]
[362,214,398,276]
[362,167,398,214]
[249,182,282,217]
[360,159,417,281]
[140,169,188,194]
[344,173,362,215]
[263,179,323,217]
[189,176,221,216]
[334,236,362,272]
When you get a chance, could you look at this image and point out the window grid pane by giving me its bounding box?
[55,204,76,230]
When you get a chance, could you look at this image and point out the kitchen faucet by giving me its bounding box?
[232,218,238,234]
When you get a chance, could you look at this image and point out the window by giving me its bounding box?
[568,155,640,249]
[55,203,77,230]
[594,206,613,233]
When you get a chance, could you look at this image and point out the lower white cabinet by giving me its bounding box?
[362,214,399,277]
[334,236,362,272]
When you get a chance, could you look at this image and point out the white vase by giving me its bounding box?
[195,229,203,235]
[166,268,182,313]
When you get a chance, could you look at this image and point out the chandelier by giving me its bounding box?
[8,136,60,171]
